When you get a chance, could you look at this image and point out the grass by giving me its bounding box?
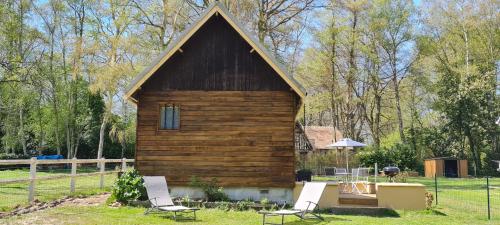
[0,168,118,212]
[313,175,500,222]
[2,203,497,225]
[1,169,499,224]
[406,176,500,221]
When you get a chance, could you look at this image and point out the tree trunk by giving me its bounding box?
[97,113,108,159]
[465,128,480,176]
[393,73,405,142]
[19,107,27,155]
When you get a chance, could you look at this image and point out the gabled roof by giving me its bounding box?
[304,126,343,150]
[124,2,306,102]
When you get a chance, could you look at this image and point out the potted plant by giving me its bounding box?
[296,169,312,182]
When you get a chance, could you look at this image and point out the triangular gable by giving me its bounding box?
[124,2,305,102]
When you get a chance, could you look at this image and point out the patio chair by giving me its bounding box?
[258,182,327,225]
[143,176,199,221]
[351,168,370,194]
[335,167,350,192]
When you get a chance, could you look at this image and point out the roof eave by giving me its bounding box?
[124,2,305,102]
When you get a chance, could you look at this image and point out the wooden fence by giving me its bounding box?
[0,158,134,202]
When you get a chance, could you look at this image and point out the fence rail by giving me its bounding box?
[0,157,134,204]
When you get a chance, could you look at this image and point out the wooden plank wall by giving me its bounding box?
[140,15,290,93]
[136,91,297,188]
[424,160,435,178]
[458,160,468,178]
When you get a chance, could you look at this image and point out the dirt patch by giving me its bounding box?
[59,193,109,207]
[0,193,110,219]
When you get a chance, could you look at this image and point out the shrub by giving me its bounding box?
[425,192,434,209]
[0,153,30,160]
[111,170,147,203]
[216,201,231,211]
[358,143,420,171]
[236,199,253,211]
[190,176,229,202]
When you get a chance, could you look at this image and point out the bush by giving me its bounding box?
[0,153,30,160]
[358,143,421,171]
[111,170,147,203]
[425,192,434,209]
[235,199,253,211]
[190,176,229,202]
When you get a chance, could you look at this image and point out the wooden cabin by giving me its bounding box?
[424,157,468,178]
[125,2,305,201]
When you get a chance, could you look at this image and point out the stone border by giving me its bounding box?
[0,193,109,219]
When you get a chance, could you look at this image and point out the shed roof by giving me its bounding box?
[124,2,305,102]
[425,157,464,160]
[304,126,343,150]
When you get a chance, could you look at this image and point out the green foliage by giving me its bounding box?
[0,153,30,160]
[111,170,147,203]
[235,199,254,211]
[358,143,420,171]
[215,201,231,211]
[181,195,192,207]
[260,197,270,206]
[190,176,229,202]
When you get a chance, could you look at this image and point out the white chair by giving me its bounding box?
[143,176,199,220]
[258,182,327,225]
[335,168,350,192]
[351,168,370,194]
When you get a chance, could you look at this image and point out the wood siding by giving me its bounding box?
[136,91,297,188]
[458,160,468,178]
[425,159,468,178]
[139,15,291,93]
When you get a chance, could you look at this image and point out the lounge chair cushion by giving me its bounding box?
[267,209,302,215]
[143,176,175,207]
[294,182,327,211]
[158,205,197,212]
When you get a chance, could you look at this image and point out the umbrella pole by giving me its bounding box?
[345,147,349,172]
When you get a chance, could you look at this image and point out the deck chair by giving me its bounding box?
[143,176,199,221]
[259,182,327,225]
[351,168,370,194]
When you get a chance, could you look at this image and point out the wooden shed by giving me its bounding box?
[124,2,305,201]
[424,157,468,178]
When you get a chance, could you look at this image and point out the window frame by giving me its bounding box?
[157,102,181,132]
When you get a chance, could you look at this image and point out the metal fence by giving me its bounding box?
[0,158,134,211]
[407,175,500,221]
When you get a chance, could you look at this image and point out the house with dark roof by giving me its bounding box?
[124,2,306,201]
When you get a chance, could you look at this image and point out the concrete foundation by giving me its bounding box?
[169,186,293,203]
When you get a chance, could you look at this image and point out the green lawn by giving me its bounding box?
[1,204,497,225]
[1,170,499,224]
[406,176,500,221]
[313,175,500,222]
[0,168,117,212]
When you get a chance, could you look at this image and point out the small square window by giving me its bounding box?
[159,104,180,130]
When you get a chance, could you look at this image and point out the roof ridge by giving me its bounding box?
[124,2,305,102]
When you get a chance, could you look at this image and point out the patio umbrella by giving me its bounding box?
[326,138,366,172]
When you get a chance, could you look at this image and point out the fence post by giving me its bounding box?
[99,158,105,189]
[28,157,37,202]
[487,176,491,220]
[70,157,77,193]
[434,173,438,205]
[121,158,127,172]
